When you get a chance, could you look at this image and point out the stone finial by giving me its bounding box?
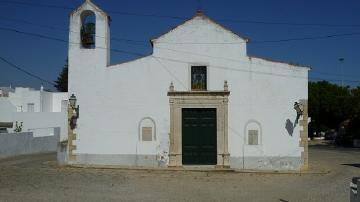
[169,82,174,92]
[224,80,228,91]
[196,9,204,16]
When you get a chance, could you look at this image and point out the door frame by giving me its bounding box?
[168,90,230,168]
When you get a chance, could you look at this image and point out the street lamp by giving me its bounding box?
[69,94,79,130]
[294,102,304,125]
[69,94,77,109]
[69,94,79,118]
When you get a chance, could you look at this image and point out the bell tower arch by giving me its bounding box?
[80,10,96,49]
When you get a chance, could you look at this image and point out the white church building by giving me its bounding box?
[67,0,310,170]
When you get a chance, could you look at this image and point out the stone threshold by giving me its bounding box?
[235,169,330,175]
[65,164,329,174]
[67,164,234,172]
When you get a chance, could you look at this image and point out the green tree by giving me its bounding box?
[347,87,360,140]
[308,81,352,134]
[54,60,68,92]
[308,80,360,145]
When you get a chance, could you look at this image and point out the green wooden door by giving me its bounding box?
[182,108,217,165]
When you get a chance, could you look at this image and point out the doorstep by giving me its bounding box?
[66,163,328,174]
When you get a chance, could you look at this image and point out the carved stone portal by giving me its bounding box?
[168,90,230,168]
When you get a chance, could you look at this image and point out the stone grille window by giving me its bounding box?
[248,130,259,145]
[191,66,207,90]
[142,127,153,141]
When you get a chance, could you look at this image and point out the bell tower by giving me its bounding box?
[68,0,110,92]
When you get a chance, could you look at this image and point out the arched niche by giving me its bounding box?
[138,117,156,142]
[244,120,262,145]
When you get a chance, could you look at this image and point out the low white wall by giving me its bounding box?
[28,127,57,137]
[0,128,60,159]
[12,112,67,141]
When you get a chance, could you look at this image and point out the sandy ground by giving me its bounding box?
[0,144,359,202]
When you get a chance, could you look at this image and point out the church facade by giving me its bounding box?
[67,0,310,170]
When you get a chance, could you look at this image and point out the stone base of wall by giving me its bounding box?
[67,153,302,170]
[57,142,68,166]
[70,154,165,167]
[230,156,302,170]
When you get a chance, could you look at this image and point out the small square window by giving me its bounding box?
[191,66,207,90]
[248,130,259,145]
[142,127,153,141]
[16,106,23,112]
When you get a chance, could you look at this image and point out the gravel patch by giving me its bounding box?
[0,145,359,202]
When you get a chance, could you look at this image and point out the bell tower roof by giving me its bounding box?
[71,0,109,17]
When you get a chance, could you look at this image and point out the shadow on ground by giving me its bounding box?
[341,163,360,168]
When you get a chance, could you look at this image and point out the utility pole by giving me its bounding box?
[339,58,344,87]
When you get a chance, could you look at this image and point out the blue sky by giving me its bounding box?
[0,0,359,91]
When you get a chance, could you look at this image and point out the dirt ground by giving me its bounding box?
[0,144,359,202]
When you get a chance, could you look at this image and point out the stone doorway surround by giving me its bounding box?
[167,82,230,168]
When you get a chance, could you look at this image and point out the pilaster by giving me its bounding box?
[67,105,77,162]
[299,99,308,170]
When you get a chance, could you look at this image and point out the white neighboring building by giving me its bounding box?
[6,87,67,113]
[0,87,68,140]
[0,86,14,97]
[67,1,310,170]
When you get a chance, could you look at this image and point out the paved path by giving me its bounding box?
[0,145,359,202]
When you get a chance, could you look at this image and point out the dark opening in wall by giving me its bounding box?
[80,10,96,49]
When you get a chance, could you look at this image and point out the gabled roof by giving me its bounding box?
[71,0,109,17]
[150,10,249,46]
[249,55,311,69]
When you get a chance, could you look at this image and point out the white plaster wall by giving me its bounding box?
[5,88,66,113]
[68,5,308,164]
[1,89,68,140]
[40,91,52,112]
[0,98,16,122]
[51,93,68,112]
[8,88,41,112]
[153,15,247,59]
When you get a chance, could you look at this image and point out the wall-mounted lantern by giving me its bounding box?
[69,94,76,108]
[69,94,79,118]
[294,102,303,125]
[69,94,79,130]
